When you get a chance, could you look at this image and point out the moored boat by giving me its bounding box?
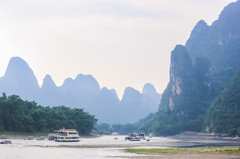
[49,128,80,142]
[125,133,141,141]
[0,140,12,144]
[125,132,149,141]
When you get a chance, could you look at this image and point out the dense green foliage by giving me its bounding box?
[138,46,212,136]
[205,68,240,136]
[186,1,240,97]
[0,94,97,135]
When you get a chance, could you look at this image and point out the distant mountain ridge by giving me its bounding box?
[0,57,40,101]
[186,0,240,95]
[139,0,240,136]
[0,57,161,124]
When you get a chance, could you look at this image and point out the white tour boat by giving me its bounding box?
[53,128,80,142]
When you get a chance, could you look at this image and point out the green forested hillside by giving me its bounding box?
[186,0,240,96]
[138,46,212,136]
[0,93,97,135]
[205,68,240,136]
[139,1,240,136]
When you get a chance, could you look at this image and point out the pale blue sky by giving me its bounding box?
[0,0,236,98]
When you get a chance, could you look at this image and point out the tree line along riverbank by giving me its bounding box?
[0,94,97,135]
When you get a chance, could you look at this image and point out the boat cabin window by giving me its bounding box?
[66,137,79,139]
[59,132,67,136]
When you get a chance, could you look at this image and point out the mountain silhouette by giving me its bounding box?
[0,57,161,124]
[141,0,240,136]
[0,57,40,100]
[38,74,63,106]
[142,83,162,113]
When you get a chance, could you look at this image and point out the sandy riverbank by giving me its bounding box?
[120,153,240,159]
[122,147,240,159]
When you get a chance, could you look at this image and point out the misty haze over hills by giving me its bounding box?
[0,57,161,124]
[138,0,240,136]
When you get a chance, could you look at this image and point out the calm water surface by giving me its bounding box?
[0,136,174,159]
[1,135,239,159]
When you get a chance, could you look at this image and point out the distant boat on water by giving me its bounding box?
[125,132,146,141]
[48,128,80,142]
[0,140,12,144]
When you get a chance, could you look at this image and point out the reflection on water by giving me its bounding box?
[1,135,240,159]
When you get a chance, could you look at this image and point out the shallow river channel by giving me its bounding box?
[1,135,240,159]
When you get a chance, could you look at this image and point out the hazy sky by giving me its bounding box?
[0,0,236,98]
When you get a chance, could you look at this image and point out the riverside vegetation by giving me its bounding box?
[0,93,97,135]
[125,147,240,155]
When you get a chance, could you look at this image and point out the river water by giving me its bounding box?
[1,135,240,159]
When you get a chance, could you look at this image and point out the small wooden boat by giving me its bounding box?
[0,140,12,144]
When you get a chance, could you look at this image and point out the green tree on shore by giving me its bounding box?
[0,94,97,135]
